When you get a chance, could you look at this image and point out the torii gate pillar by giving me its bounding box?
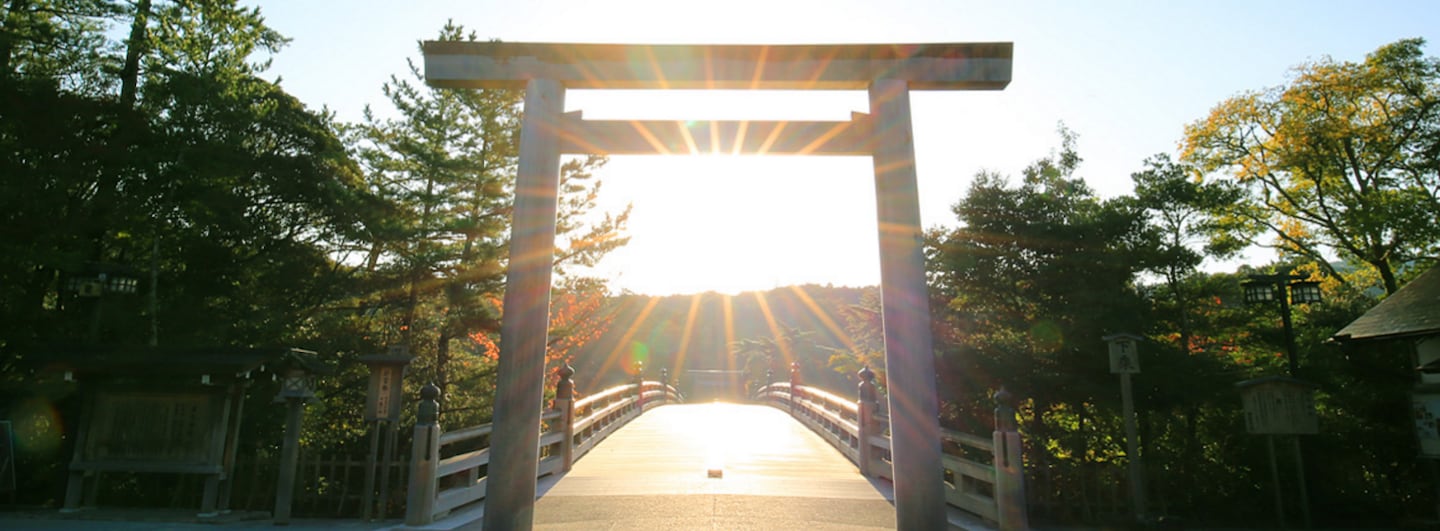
[424,42,1012,531]
[868,78,945,529]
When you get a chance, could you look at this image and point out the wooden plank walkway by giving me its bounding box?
[529,402,897,530]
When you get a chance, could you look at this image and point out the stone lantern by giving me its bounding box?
[273,356,321,524]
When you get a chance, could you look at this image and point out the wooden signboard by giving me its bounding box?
[1238,377,1319,435]
[84,391,220,465]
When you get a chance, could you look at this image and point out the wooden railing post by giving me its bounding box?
[634,369,645,412]
[404,383,441,526]
[659,368,669,405]
[789,362,801,415]
[857,366,878,477]
[557,364,576,472]
[992,387,1029,531]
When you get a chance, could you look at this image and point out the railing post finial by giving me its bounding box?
[789,362,802,412]
[856,366,879,477]
[419,383,441,424]
[991,385,1028,531]
[634,363,645,411]
[557,364,577,472]
[993,386,1017,432]
[406,383,443,526]
[858,366,878,407]
[557,363,575,400]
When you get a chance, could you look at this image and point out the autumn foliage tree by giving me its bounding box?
[1183,38,1440,295]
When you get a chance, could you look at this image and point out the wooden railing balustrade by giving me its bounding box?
[404,367,682,526]
[754,368,1029,531]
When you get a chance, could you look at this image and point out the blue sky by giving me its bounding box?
[248,0,1440,295]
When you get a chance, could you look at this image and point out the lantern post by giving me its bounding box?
[273,362,316,525]
[1243,273,1323,377]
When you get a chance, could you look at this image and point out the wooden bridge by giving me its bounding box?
[401,368,1028,530]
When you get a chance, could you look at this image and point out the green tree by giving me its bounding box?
[349,23,629,415]
[927,128,1160,519]
[0,0,379,506]
[1183,38,1440,295]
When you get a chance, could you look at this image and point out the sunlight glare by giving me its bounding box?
[564,90,882,296]
[657,402,763,477]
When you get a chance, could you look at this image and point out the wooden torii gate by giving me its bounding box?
[422,41,1013,530]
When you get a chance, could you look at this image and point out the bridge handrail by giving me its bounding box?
[754,377,1028,531]
[573,383,634,411]
[404,373,682,526]
[942,427,993,452]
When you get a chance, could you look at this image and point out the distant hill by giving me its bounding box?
[567,284,875,396]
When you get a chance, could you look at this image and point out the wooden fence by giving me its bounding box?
[227,452,408,518]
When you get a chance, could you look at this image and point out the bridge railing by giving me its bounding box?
[405,368,682,526]
[754,368,1027,531]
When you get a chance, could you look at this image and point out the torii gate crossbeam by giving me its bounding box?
[422,41,1013,531]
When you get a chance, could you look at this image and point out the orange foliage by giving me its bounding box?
[546,287,613,367]
[465,286,613,368]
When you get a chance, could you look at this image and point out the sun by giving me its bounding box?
[564,90,881,296]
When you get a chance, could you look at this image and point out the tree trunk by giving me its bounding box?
[119,0,151,109]
[436,331,450,412]
[1376,258,1399,295]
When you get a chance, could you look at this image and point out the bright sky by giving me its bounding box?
[250,0,1440,296]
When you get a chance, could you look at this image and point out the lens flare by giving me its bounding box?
[13,397,64,456]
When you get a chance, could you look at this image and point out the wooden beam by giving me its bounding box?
[558,111,874,155]
[423,42,1012,90]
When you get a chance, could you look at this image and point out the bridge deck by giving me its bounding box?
[531,402,897,530]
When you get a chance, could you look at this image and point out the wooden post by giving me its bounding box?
[789,362,801,415]
[857,367,878,477]
[217,382,248,513]
[870,78,944,531]
[635,370,645,413]
[1292,436,1311,529]
[1268,434,1286,528]
[557,365,576,471]
[361,423,380,520]
[1121,371,1146,522]
[273,396,306,525]
[377,420,398,518]
[483,77,564,531]
[404,384,441,526]
[992,388,1029,531]
[61,388,95,513]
